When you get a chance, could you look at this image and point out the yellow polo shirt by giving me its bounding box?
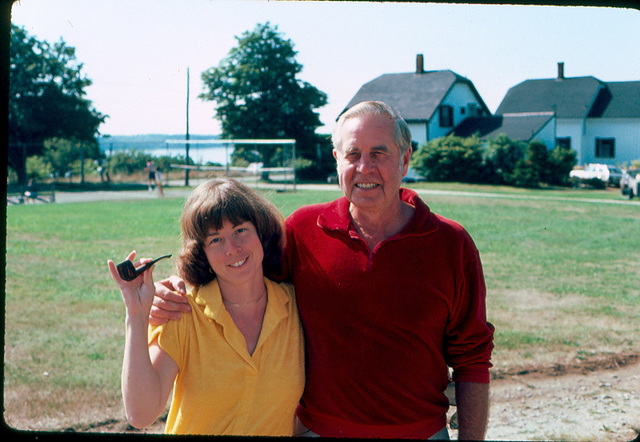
[149,277,305,435]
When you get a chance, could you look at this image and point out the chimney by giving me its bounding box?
[416,54,424,74]
[557,62,564,80]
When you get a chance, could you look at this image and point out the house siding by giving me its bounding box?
[407,122,428,146]
[557,119,586,164]
[533,118,557,150]
[584,118,640,165]
[427,83,482,141]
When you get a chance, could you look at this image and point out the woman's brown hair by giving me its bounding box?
[176,178,285,287]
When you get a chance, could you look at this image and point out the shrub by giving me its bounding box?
[547,144,577,186]
[411,134,484,182]
[106,149,153,175]
[571,176,606,189]
[511,159,541,188]
[510,141,549,188]
[484,134,525,185]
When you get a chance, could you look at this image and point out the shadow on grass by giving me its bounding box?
[7,181,151,194]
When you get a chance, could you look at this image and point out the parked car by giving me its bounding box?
[621,168,640,199]
[569,163,623,187]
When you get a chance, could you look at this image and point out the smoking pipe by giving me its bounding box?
[116,254,172,281]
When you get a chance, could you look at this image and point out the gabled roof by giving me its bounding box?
[599,82,640,118]
[496,76,640,120]
[452,112,555,142]
[342,70,490,121]
[495,76,605,119]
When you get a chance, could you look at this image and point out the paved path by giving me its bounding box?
[50,184,640,207]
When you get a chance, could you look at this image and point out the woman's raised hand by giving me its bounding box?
[108,251,157,317]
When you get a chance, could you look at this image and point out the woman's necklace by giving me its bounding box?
[222,287,266,307]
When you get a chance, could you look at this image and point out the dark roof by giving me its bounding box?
[452,113,555,142]
[496,77,640,120]
[599,82,640,118]
[342,70,489,121]
[496,76,605,119]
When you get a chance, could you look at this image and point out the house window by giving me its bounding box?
[595,138,615,158]
[557,137,571,149]
[467,103,480,117]
[439,105,453,128]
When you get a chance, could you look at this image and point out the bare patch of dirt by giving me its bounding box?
[5,354,640,440]
[483,356,640,441]
[449,353,640,441]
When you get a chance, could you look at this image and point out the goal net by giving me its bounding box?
[164,138,297,192]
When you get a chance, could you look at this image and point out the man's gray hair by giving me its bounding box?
[332,101,412,156]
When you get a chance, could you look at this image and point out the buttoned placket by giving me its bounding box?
[212,282,289,433]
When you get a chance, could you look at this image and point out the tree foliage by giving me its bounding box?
[199,22,328,171]
[412,134,577,188]
[484,134,525,184]
[42,138,102,178]
[547,144,577,186]
[9,24,106,183]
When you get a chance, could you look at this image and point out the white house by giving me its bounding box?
[495,63,640,166]
[341,54,491,147]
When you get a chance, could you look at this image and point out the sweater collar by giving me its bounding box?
[317,187,437,238]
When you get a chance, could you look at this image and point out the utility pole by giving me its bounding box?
[185,67,191,186]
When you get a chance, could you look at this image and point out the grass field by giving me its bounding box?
[4,183,640,431]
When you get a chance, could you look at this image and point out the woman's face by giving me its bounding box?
[202,219,264,286]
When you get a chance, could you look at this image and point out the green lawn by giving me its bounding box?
[4,184,640,429]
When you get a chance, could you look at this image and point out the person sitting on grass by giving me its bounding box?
[107,178,304,435]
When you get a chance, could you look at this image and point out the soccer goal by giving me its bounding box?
[164,138,297,192]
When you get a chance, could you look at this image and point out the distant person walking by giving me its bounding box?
[145,160,157,192]
[145,160,163,197]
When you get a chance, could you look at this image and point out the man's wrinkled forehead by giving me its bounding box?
[334,114,395,150]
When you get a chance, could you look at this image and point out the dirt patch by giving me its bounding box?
[5,354,639,440]
[492,351,639,379]
[482,356,640,441]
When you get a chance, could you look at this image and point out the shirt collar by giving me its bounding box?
[317,187,437,237]
[193,277,290,325]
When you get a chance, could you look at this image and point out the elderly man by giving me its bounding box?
[151,101,494,439]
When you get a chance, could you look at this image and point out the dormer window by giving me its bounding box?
[439,105,454,128]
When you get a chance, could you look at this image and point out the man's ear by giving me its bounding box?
[401,147,412,174]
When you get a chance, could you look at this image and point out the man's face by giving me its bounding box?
[333,113,411,214]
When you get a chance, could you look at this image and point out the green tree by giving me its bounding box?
[43,138,102,179]
[199,22,327,174]
[9,24,106,184]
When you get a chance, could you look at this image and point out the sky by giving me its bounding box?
[10,1,640,137]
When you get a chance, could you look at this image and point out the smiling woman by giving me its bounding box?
[106,178,305,435]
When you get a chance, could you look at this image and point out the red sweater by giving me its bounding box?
[284,188,494,438]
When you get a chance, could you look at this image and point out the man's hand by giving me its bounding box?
[149,275,191,326]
